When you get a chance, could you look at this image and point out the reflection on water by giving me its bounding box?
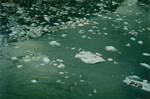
[0,0,150,99]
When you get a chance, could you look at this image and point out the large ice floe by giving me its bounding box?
[75,51,105,64]
[123,75,150,93]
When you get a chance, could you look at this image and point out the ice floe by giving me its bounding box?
[123,75,150,93]
[48,41,61,47]
[75,51,105,64]
[16,65,23,68]
[11,57,18,61]
[105,46,118,52]
[43,57,50,64]
[31,79,38,83]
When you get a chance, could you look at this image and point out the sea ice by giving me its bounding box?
[142,53,150,56]
[140,63,150,69]
[75,51,105,64]
[105,46,118,52]
[123,75,150,93]
[48,41,61,47]
[43,57,50,64]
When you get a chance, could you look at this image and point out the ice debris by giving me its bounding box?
[75,51,105,64]
[142,53,150,56]
[48,41,61,47]
[123,75,150,93]
[140,63,150,69]
[105,46,118,52]
[43,57,50,64]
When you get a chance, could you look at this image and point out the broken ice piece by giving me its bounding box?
[31,79,38,83]
[123,75,150,93]
[140,63,150,69]
[17,65,23,68]
[142,53,150,56]
[105,46,118,52]
[57,63,65,69]
[48,41,61,47]
[75,51,105,64]
[43,57,50,64]
[11,57,18,60]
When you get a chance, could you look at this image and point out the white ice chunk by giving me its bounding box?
[48,41,61,47]
[105,46,118,52]
[140,63,150,69]
[75,51,105,64]
[142,53,150,56]
[31,79,38,83]
[123,75,150,93]
[43,57,50,64]
[11,57,18,60]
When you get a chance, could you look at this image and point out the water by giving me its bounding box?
[0,0,150,99]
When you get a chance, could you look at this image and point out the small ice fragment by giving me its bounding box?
[61,34,67,37]
[59,72,65,75]
[48,41,61,47]
[93,89,97,94]
[57,63,65,69]
[130,37,136,41]
[64,76,69,79]
[137,41,143,45]
[105,46,118,52]
[142,53,150,56]
[140,63,150,69]
[56,59,64,62]
[107,58,113,61]
[88,93,92,96]
[75,51,105,64]
[125,43,131,47]
[43,57,50,64]
[11,57,18,60]
[44,15,50,22]
[17,65,23,68]
[31,79,37,83]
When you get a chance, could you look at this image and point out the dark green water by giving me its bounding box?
[0,0,150,99]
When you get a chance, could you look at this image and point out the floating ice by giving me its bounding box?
[75,51,105,64]
[48,41,61,47]
[137,41,144,45]
[31,79,38,83]
[11,57,18,60]
[17,65,23,68]
[57,63,65,69]
[123,75,150,93]
[43,57,50,64]
[105,46,118,52]
[142,53,150,56]
[140,63,150,69]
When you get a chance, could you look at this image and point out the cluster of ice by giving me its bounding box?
[123,75,150,93]
[75,51,105,64]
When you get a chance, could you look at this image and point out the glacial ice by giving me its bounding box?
[75,51,105,64]
[123,75,150,93]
